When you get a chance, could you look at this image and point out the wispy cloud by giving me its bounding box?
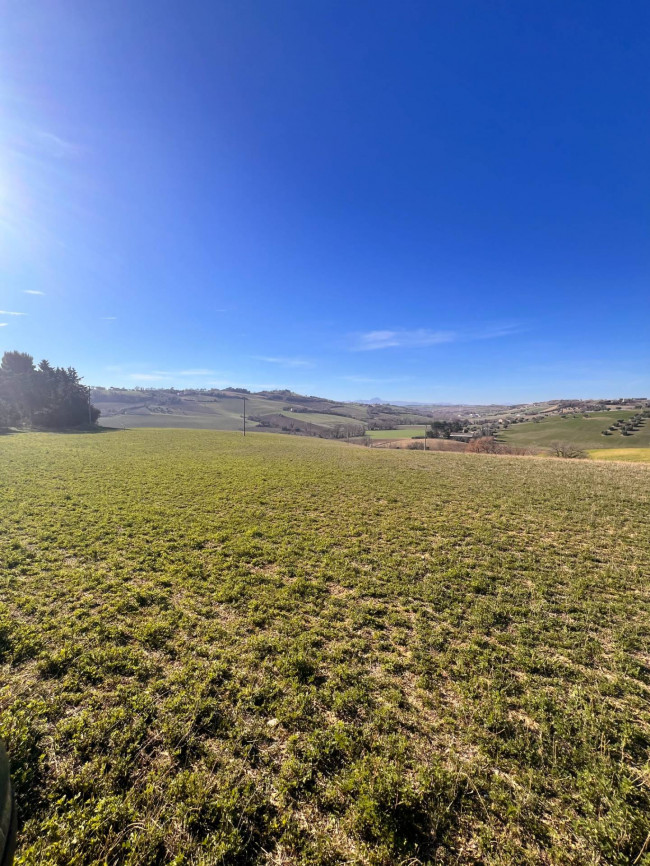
[351,329,455,351]
[254,356,314,368]
[35,130,79,159]
[0,310,26,316]
[127,373,167,382]
[102,316,117,321]
[124,369,220,381]
[470,322,522,340]
[24,290,45,296]
[0,323,7,328]
[350,322,522,351]
[152,368,218,377]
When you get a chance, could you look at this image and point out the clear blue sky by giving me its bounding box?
[1,1,648,403]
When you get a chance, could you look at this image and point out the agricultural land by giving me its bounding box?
[499,411,650,452]
[1,429,649,865]
[588,449,650,464]
[93,389,650,462]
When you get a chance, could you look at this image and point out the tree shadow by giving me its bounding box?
[1,425,125,436]
[42,425,125,435]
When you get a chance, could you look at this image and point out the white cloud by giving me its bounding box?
[35,131,78,158]
[0,310,26,316]
[351,329,456,351]
[127,373,168,382]
[350,322,522,351]
[123,369,220,382]
[24,290,45,296]
[0,323,7,327]
[152,368,218,377]
[469,322,522,340]
[254,356,314,368]
[102,316,117,321]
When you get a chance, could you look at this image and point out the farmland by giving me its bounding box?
[91,387,531,438]
[1,430,650,865]
[366,426,429,440]
[93,388,438,436]
[589,448,650,463]
[500,410,650,452]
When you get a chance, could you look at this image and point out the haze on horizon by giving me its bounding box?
[1,1,648,404]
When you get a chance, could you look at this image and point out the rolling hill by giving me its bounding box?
[500,410,650,451]
[92,389,650,460]
[91,387,506,436]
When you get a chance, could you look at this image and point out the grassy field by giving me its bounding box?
[589,448,650,463]
[1,430,650,865]
[93,389,439,434]
[100,413,250,431]
[278,411,364,430]
[99,395,260,431]
[102,410,364,435]
[500,411,650,451]
[366,426,429,439]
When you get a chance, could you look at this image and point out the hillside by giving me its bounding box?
[1,430,649,864]
[91,387,442,436]
[92,390,650,453]
[500,410,650,452]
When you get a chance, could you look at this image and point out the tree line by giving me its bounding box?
[426,419,466,438]
[0,351,100,429]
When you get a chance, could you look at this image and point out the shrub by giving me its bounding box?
[466,437,501,454]
[548,441,587,458]
[466,437,533,456]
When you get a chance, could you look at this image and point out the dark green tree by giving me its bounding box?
[0,351,100,429]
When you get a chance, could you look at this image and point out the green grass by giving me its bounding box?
[589,448,650,463]
[100,395,263,431]
[278,411,363,429]
[366,425,429,439]
[100,413,251,430]
[94,390,436,433]
[500,411,650,451]
[1,430,650,865]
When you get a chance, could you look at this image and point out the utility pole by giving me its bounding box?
[243,396,246,436]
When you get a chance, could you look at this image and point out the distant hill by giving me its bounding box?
[500,408,650,452]
[92,387,649,448]
[92,386,454,436]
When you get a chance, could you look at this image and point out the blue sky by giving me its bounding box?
[1,1,648,403]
